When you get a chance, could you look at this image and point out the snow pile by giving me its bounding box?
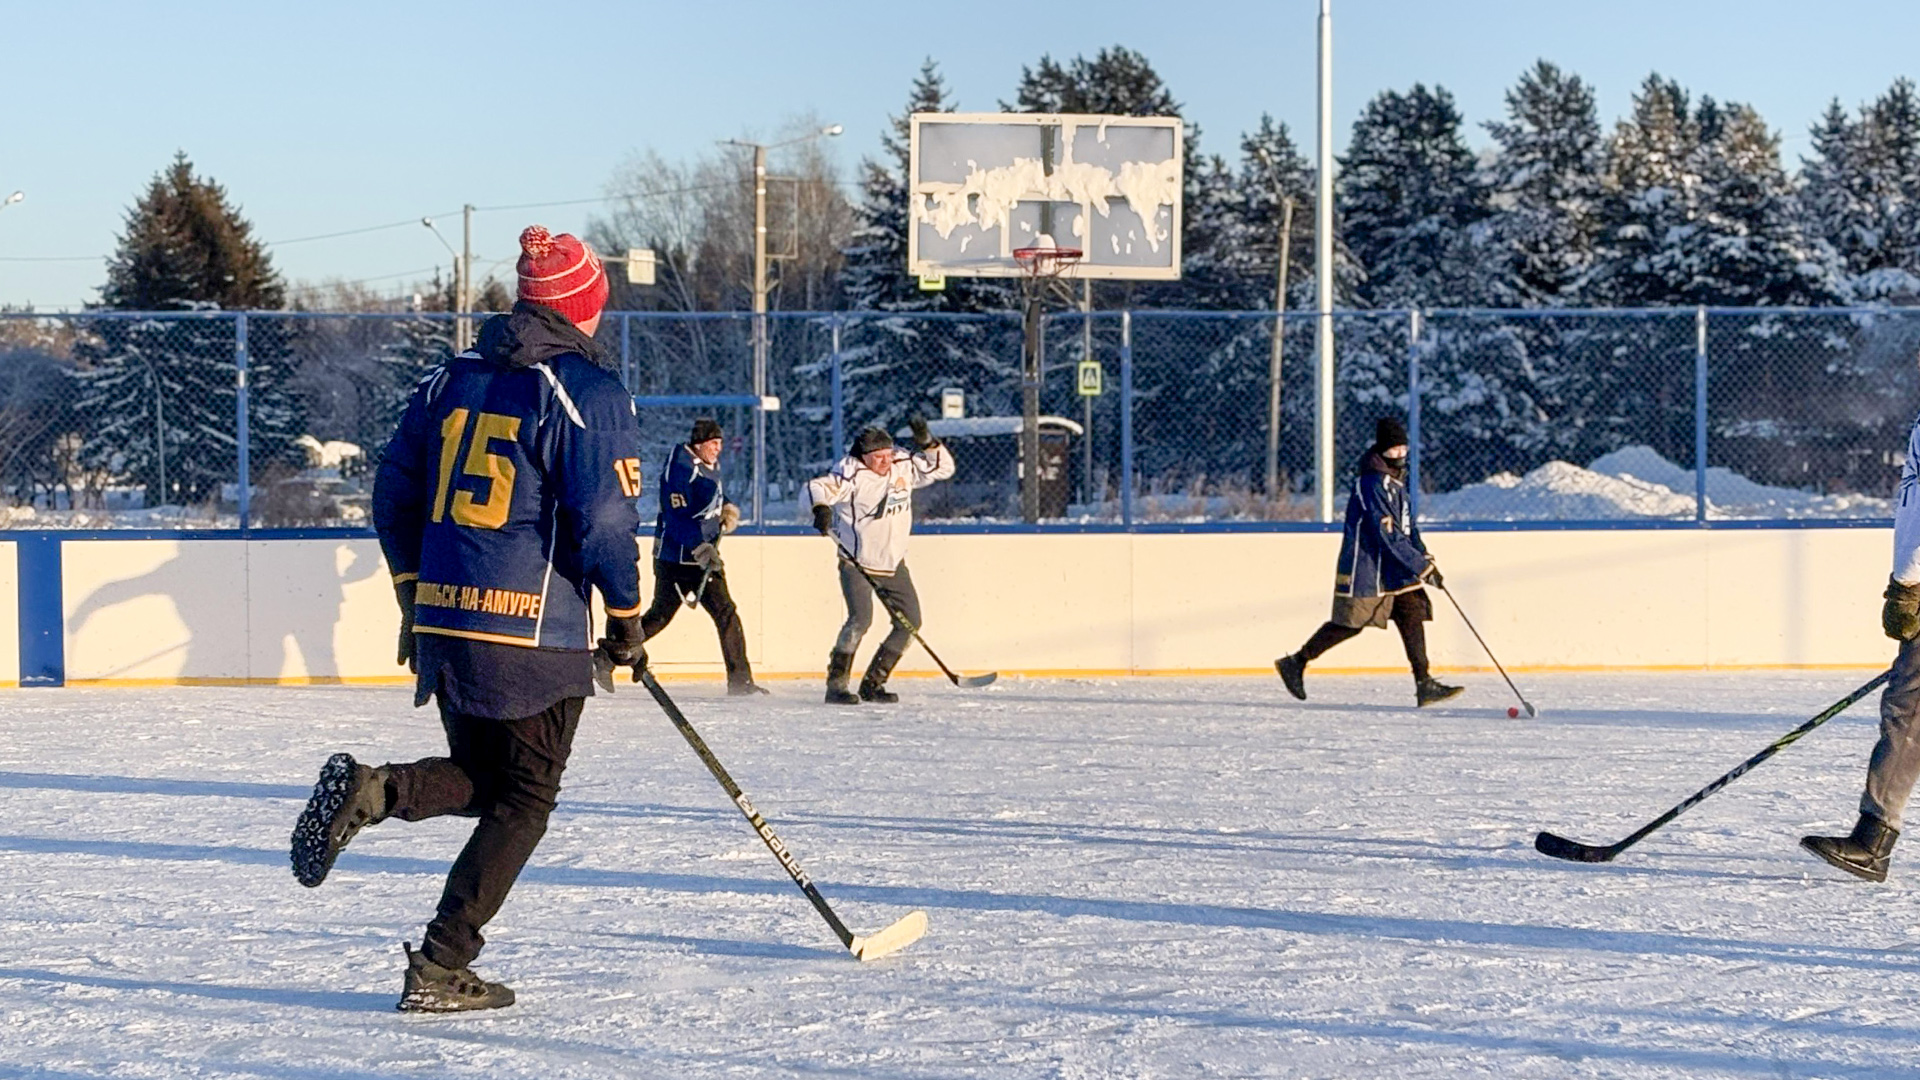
[1423,445,1892,521]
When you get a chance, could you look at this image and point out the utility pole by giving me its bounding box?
[1268,195,1295,500]
[1314,0,1337,523]
[458,203,474,353]
[724,124,841,524]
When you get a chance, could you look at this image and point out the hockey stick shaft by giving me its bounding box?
[683,562,717,609]
[1537,668,1891,861]
[1439,583,1534,715]
[636,668,857,949]
[832,540,986,686]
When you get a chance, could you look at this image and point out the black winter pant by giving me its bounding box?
[383,697,582,970]
[836,559,920,657]
[639,561,754,689]
[1297,591,1433,682]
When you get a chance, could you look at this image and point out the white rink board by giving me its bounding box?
[39,529,1900,684]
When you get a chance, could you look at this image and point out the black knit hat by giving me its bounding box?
[851,426,894,456]
[689,417,723,445]
[1373,416,1409,451]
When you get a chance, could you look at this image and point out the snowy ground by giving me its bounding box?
[5,671,1920,1079]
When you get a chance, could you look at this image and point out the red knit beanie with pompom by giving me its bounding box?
[516,225,609,325]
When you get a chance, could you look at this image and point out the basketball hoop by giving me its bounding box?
[1012,239,1083,304]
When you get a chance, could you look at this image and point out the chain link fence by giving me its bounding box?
[1,308,1913,530]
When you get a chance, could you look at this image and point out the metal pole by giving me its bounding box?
[830,316,845,458]
[752,144,768,525]
[1021,291,1043,524]
[620,313,632,391]
[1120,309,1134,527]
[146,357,167,512]
[1267,196,1294,498]
[1081,279,1093,508]
[1407,309,1422,522]
[1695,306,1708,523]
[1314,0,1336,523]
[458,203,473,353]
[235,313,251,531]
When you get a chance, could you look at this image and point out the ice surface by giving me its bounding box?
[2,672,1918,1078]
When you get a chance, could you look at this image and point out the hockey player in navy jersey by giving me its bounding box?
[807,419,954,705]
[638,417,764,695]
[290,226,646,1013]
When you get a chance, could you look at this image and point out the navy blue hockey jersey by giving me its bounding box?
[374,304,644,653]
[651,442,727,565]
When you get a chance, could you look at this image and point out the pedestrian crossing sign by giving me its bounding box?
[1077,359,1103,396]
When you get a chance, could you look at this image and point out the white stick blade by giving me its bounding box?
[850,910,927,961]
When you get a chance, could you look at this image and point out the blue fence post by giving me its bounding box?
[1120,310,1134,528]
[830,315,845,458]
[1407,309,1422,521]
[1695,306,1708,524]
[235,312,251,532]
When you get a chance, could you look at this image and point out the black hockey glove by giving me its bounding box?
[811,503,834,536]
[1884,577,1920,641]
[691,542,722,570]
[909,414,941,451]
[394,579,418,672]
[1423,561,1445,589]
[597,612,648,683]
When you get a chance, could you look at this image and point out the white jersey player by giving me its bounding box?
[806,421,955,705]
[1804,410,1920,880]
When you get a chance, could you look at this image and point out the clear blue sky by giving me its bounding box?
[2,0,1916,310]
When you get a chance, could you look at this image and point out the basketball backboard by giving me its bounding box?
[908,113,1184,281]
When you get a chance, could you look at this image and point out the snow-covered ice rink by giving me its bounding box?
[5,671,1919,1079]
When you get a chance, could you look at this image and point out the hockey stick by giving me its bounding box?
[681,562,718,609]
[1534,668,1891,863]
[832,540,996,688]
[593,650,928,960]
[1437,582,1536,718]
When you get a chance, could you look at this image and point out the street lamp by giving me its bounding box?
[422,216,471,351]
[721,124,842,523]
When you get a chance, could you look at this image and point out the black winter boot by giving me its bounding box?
[860,647,906,704]
[824,650,861,705]
[1415,676,1464,708]
[291,753,391,888]
[397,943,515,1013]
[1801,813,1899,882]
[1275,654,1307,700]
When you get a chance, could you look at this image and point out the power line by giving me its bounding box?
[265,213,461,247]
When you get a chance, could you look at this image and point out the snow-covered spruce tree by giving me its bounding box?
[1579,78,1851,487]
[1802,79,1920,301]
[1333,85,1530,488]
[74,152,295,509]
[1482,61,1605,308]
[1338,84,1490,309]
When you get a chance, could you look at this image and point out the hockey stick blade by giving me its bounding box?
[1534,830,1619,863]
[953,672,998,688]
[850,909,928,961]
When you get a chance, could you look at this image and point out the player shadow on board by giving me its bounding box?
[65,542,381,681]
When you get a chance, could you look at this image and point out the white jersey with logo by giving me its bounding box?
[806,444,955,573]
[1895,412,1920,584]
